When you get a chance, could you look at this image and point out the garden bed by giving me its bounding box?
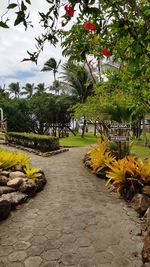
[0,148,46,221]
[84,139,150,266]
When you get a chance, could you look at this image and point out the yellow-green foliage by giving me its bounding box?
[24,166,41,180]
[0,148,30,170]
[87,139,115,173]
[106,155,150,190]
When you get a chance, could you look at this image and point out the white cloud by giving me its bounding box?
[0,0,67,88]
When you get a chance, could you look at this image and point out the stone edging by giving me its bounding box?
[0,170,47,221]
[3,142,69,157]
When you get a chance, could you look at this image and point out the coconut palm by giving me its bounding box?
[41,57,61,82]
[61,61,95,137]
[21,83,35,98]
[8,82,20,98]
[61,61,94,104]
[0,85,9,99]
[35,83,47,94]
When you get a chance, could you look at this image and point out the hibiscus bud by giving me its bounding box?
[64,5,74,17]
[101,48,111,57]
[84,21,96,31]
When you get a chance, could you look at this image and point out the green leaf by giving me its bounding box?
[147,44,150,51]
[0,21,9,28]
[25,0,31,4]
[14,12,23,26]
[21,1,27,11]
[7,3,18,9]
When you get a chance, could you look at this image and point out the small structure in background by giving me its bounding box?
[0,108,7,133]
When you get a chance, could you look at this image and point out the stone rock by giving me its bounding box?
[143,263,150,267]
[18,179,37,197]
[0,192,28,209]
[0,200,11,220]
[35,168,44,174]
[0,171,10,177]
[147,208,150,235]
[9,171,25,179]
[0,186,16,195]
[0,175,10,186]
[7,178,24,188]
[142,235,150,263]
[131,193,150,215]
[84,160,92,169]
[143,186,150,196]
[35,173,47,192]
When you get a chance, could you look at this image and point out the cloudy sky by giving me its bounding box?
[0,1,67,89]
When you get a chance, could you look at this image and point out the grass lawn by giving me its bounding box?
[0,134,5,140]
[131,133,150,159]
[59,133,99,147]
[131,139,150,159]
[60,133,150,159]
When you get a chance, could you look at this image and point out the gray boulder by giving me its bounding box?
[0,200,11,220]
[19,179,37,197]
[0,175,10,186]
[0,192,28,209]
[0,186,16,196]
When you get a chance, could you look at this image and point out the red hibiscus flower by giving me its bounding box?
[64,5,74,17]
[84,21,96,31]
[101,48,111,57]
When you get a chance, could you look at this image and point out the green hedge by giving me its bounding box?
[6,132,59,152]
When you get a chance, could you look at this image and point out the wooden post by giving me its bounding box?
[118,129,122,159]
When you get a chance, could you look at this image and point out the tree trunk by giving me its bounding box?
[142,116,148,146]
[81,118,86,138]
[94,121,97,136]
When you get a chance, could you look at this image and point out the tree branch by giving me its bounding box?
[125,0,150,30]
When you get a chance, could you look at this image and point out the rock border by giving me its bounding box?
[0,169,47,221]
[4,142,69,157]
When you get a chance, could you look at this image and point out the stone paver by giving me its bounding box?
[0,147,143,266]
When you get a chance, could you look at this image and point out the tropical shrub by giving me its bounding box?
[0,148,40,180]
[87,139,115,176]
[0,148,30,171]
[24,166,41,180]
[85,139,150,201]
[6,132,59,152]
[106,156,150,201]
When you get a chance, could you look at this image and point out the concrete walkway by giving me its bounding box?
[0,147,143,267]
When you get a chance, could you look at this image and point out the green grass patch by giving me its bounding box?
[0,134,5,140]
[131,140,150,159]
[60,133,99,147]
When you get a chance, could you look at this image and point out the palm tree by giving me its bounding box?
[8,82,20,98]
[21,83,35,98]
[49,80,63,95]
[61,61,95,137]
[0,85,9,99]
[41,57,61,82]
[35,83,46,94]
[61,61,94,103]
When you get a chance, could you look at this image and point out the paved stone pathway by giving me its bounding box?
[0,147,143,267]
